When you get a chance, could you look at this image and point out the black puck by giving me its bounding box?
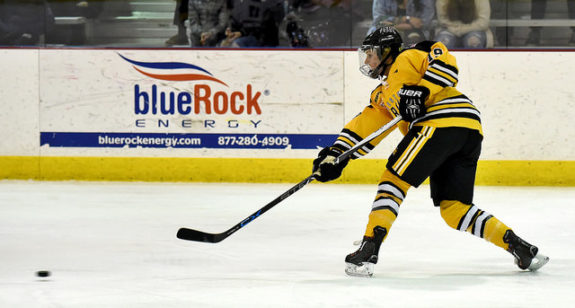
[36,270,51,278]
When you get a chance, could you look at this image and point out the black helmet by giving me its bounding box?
[358,26,403,79]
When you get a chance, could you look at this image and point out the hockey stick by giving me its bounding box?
[177,116,402,243]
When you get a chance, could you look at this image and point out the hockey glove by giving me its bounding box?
[398,85,430,122]
[312,147,349,182]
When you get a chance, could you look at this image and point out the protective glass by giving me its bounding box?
[358,47,373,77]
[358,46,390,79]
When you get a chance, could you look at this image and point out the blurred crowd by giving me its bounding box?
[2,0,575,48]
[0,0,131,45]
[167,0,499,48]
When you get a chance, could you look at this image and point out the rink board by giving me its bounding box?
[0,48,574,185]
[1,156,574,186]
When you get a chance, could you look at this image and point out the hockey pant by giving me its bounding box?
[364,126,511,251]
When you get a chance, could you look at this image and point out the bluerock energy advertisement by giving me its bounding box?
[1,49,574,184]
[38,50,343,154]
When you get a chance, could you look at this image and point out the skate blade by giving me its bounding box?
[527,253,550,271]
[345,262,374,278]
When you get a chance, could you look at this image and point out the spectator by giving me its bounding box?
[369,0,436,45]
[219,0,285,48]
[284,12,310,47]
[525,0,575,46]
[166,0,189,46]
[435,0,492,48]
[288,0,354,47]
[188,0,229,47]
[489,0,510,47]
[0,0,55,46]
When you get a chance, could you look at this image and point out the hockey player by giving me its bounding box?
[312,26,549,277]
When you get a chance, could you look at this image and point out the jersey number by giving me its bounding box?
[433,48,443,56]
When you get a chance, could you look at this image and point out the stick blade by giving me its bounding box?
[177,228,221,243]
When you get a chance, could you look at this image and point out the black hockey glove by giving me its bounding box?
[312,146,349,182]
[398,85,430,122]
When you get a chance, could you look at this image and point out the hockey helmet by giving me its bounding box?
[358,26,403,79]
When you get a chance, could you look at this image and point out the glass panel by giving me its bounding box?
[1,0,574,49]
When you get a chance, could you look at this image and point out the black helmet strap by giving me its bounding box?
[370,47,394,79]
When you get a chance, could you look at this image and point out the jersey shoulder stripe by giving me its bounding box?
[430,60,458,79]
[424,60,459,88]
[424,70,455,87]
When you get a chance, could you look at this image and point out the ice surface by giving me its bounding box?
[1,180,574,307]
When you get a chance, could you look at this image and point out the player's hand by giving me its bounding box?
[312,147,348,182]
[398,85,429,122]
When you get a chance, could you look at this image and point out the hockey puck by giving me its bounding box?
[36,270,51,278]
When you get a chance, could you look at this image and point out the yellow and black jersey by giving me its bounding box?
[332,104,408,159]
[331,41,481,159]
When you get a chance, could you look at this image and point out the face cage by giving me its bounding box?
[358,46,391,79]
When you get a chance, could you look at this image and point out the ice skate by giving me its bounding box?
[345,226,387,277]
[504,230,549,271]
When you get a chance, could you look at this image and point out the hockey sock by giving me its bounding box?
[439,200,511,250]
[364,170,410,238]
